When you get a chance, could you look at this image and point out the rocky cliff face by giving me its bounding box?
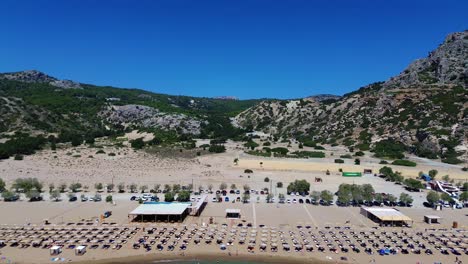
[234,31,468,162]
[0,70,82,89]
[99,104,204,135]
[384,31,467,88]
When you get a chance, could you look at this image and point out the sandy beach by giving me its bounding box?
[0,138,467,264]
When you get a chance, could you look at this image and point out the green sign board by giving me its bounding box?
[342,172,362,177]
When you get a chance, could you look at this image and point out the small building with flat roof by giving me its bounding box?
[129,202,191,223]
[226,209,241,218]
[360,207,412,226]
[424,215,441,224]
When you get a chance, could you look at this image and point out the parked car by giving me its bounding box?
[130,196,137,201]
[69,196,78,202]
[225,197,230,202]
[81,196,88,202]
[212,197,217,202]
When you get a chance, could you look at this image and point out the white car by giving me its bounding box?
[212,197,218,202]
[292,199,297,203]
[290,193,295,196]
[286,199,291,204]
[190,198,196,202]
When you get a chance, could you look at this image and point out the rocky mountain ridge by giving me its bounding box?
[0,70,82,89]
[234,31,467,163]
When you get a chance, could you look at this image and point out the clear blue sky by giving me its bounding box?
[0,0,466,99]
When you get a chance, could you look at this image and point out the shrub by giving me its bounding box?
[177,191,190,202]
[271,147,289,155]
[441,157,463,164]
[108,153,116,156]
[291,151,325,158]
[244,169,253,173]
[355,151,365,156]
[106,195,113,203]
[276,182,283,188]
[209,144,226,153]
[379,160,389,164]
[334,159,344,164]
[391,160,417,167]
[340,154,352,159]
[96,149,106,154]
[373,139,405,159]
[130,138,145,149]
[264,177,270,182]
[14,154,24,160]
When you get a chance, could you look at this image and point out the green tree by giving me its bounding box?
[106,195,113,203]
[59,183,67,193]
[320,190,333,204]
[459,191,468,202]
[441,175,450,182]
[310,191,321,202]
[71,137,82,147]
[233,158,239,165]
[264,177,270,182]
[130,138,145,149]
[426,191,440,205]
[242,192,250,203]
[50,190,61,201]
[107,183,115,192]
[361,184,375,202]
[208,184,213,192]
[118,182,126,193]
[266,193,274,203]
[164,192,175,202]
[219,182,227,190]
[440,193,453,202]
[276,182,283,188]
[25,190,41,201]
[399,193,413,205]
[403,178,424,191]
[230,183,237,190]
[244,140,259,150]
[177,191,190,202]
[354,158,361,165]
[140,185,149,193]
[243,184,250,192]
[0,178,5,192]
[69,183,82,192]
[387,194,397,203]
[172,184,181,193]
[1,190,17,201]
[153,184,161,193]
[164,184,172,192]
[374,193,384,204]
[48,183,55,193]
[95,183,103,192]
[337,188,352,205]
[129,183,138,193]
[287,179,311,194]
[428,169,438,180]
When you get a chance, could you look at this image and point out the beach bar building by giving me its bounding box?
[360,207,413,226]
[128,202,191,223]
[225,209,241,218]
